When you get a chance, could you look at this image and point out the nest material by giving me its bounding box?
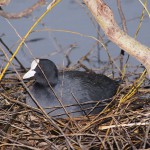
[0,72,150,150]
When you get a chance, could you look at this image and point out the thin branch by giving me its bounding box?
[99,121,150,130]
[83,0,150,78]
[0,0,45,19]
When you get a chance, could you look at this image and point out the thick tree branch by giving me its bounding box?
[83,0,150,77]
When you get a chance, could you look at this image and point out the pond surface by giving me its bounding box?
[0,0,150,77]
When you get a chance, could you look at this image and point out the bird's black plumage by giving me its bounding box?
[23,59,119,118]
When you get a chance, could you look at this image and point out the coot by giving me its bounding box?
[23,59,119,118]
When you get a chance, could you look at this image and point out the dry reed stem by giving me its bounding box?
[0,0,62,81]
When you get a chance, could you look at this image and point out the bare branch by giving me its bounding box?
[83,0,150,78]
[0,0,45,19]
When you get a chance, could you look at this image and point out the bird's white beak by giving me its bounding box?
[23,59,39,79]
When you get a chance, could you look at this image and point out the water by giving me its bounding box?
[0,0,150,77]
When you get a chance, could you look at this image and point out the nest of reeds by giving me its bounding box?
[0,63,149,150]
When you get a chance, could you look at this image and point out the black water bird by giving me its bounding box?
[23,59,119,118]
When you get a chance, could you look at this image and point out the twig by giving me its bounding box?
[99,121,150,130]
[0,38,25,70]
[0,0,45,19]
[0,0,61,81]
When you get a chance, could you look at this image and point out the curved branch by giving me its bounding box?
[0,0,45,19]
[83,0,150,77]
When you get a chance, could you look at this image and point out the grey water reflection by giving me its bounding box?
[0,0,150,76]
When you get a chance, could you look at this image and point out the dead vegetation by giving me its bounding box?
[0,62,149,150]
